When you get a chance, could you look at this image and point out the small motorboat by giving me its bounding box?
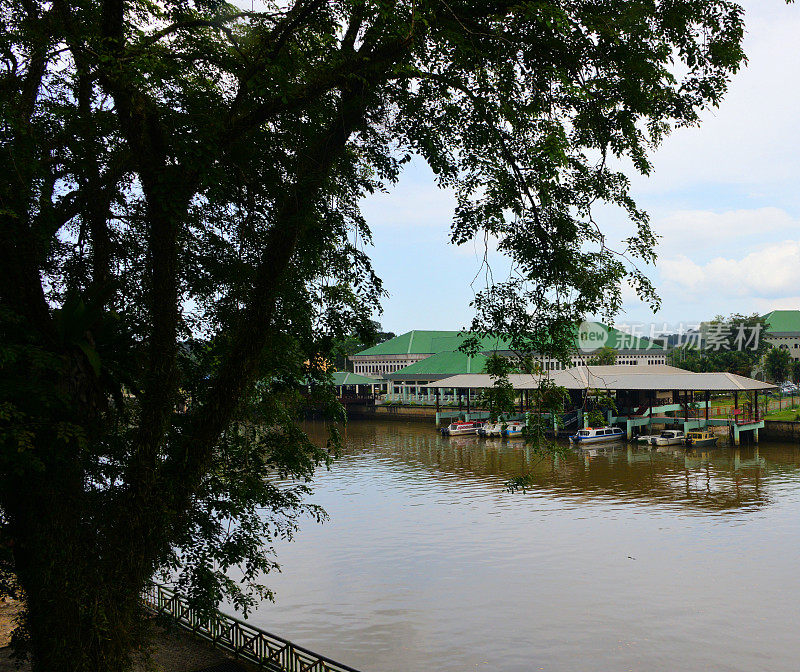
[570,426,624,445]
[650,430,685,446]
[441,421,486,436]
[636,433,656,444]
[683,430,718,447]
[478,422,503,437]
[502,421,525,437]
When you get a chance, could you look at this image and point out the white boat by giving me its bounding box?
[636,433,656,444]
[502,421,525,437]
[441,420,486,436]
[478,422,502,437]
[650,429,685,446]
[569,426,624,445]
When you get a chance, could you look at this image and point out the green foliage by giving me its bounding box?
[793,360,800,384]
[585,389,617,427]
[766,348,792,383]
[587,347,618,366]
[484,354,517,422]
[506,378,570,492]
[330,320,395,370]
[669,314,770,376]
[0,0,750,668]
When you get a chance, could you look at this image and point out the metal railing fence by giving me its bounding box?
[142,584,361,672]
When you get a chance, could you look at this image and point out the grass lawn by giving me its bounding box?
[765,408,800,421]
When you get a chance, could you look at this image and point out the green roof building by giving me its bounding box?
[385,350,489,382]
[331,371,383,387]
[763,310,800,362]
[350,323,667,380]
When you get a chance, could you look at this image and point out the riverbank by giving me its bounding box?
[762,419,800,441]
[0,598,251,672]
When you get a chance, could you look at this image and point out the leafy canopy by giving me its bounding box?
[766,347,791,384]
[669,314,770,377]
[0,0,748,669]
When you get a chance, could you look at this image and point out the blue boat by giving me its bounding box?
[502,421,525,437]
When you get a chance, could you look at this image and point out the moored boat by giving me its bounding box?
[650,430,685,446]
[478,421,503,437]
[441,420,486,436]
[683,430,717,447]
[502,421,525,437]
[569,426,624,444]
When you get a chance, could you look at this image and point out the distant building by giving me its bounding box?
[763,310,800,363]
[349,324,667,380]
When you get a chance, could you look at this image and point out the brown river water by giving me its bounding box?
[241,420,800,672]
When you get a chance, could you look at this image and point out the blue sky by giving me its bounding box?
[360,1,800,336]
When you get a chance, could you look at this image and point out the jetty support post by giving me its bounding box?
[705,390,710,426]
[435,388,440,414]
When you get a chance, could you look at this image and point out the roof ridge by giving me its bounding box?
[407,330,414,354]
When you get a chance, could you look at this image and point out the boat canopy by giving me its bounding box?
[422,365,775,392]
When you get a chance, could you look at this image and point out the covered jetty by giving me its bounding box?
[423,365,775,444]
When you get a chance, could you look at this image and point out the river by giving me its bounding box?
[243,420,800,672]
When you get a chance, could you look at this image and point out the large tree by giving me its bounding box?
[765,347,791,383]
[669,313,771,377]
[1,0,747,669]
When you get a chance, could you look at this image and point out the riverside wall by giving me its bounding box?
[762,420,800,442]
[346,404,438,422]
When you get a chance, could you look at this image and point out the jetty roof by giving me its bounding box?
[423,365,776,392]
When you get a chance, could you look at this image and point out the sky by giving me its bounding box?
[359,1,800,336]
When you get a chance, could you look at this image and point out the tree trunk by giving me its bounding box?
[7,452,146,672]
[13,510,144,672]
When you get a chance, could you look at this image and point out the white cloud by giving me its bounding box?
[654,207,797,257]
[660,240,800,301]
[631,4,800,194]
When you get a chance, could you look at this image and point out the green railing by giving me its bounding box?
[142,584,361,672]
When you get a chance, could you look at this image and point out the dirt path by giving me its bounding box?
[1,601,249,672]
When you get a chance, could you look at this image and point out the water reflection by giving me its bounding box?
[335,422,773,513]
[246,420,800,672]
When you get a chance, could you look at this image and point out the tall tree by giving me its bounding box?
[765,348,791,383]
[588,346,618,366]
[669,313,770,377]
[0,1,747,669]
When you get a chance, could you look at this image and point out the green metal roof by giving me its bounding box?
[331,371,381,386]
[384,351,489,380]
[353,324,663,357]
[355,331,510,356]
[763,310,800,334]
